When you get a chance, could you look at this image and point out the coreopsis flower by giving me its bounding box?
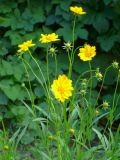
[17,40,35,53]
[70,6,86,15]
[39,33,60,43]
[62,41,73,51]
[51,75,74,103]
[78,44,96,61]
[112,61,119,69]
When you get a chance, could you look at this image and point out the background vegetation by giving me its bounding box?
[0,0,120,159]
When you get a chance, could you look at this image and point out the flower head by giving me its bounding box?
[78,44,96,61]
[39,33,60,43]
[70,6,86,15]
[95,68,103,81]
[102,100,109,110]
[49,47,57,56]
[62,41,73,51]
[112,61,119,69]
[51,75,74,103]
[17,40,35,53]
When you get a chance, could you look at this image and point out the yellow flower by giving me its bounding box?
[17,40,35,53]
[78,44,96,61]
[39,33,60,43]
[51,75,74,103]
[70,6,86,15]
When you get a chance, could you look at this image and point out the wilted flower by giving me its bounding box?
[49,47,57,56]
[80,89,86,96]
[39,33,60,43]
[17,40,35,53]
[78,44,96,61]
[62,41,73,51]
[112,61,119,69]
[102,100,109,110]
[70,6,86,15]
[95,68,103,81]
[81,79,88,89]
[51,75,74,103]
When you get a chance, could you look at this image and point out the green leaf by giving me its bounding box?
[0,84,27,101]
[21,132,34,145]
[103,0,112,5]
[57,25,73,41]
[11,105,28,116]
[34,86,45,98]
[76,28,88,40]
[93,13,109,33]
[97,34,117,51]
[5,30,23,45]
[0,60,13,76]
[0,90,8,105]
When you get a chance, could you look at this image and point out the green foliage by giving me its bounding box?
[0,1,120,159]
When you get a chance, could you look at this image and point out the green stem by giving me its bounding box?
[22,60,35,111]
[94,65,112,107]
[109,71,119,125]
[46,48,50,90]
[88,61,92,106]
[69,15,76,78]
[54,54,58,78]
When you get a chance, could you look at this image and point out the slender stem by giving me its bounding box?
[72,15,76,54]
[1,120,7,141]
[46,48,51,94]
[94,65,112,107]
[54,54,58,78]
[28,50,47,87]
[22,58,45,90]
[22,60,35,109]
[68,50,72,78]
[109,71,120,125]
[112,72,119,110]
[69,15,76,78]
[88,61,92,106]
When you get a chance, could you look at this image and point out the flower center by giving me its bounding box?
[58,86,64,95]
[85,48,91,57]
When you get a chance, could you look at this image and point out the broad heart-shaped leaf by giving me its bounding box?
[103,0,112,5]
[0,89,8,105]
[76,27,88,40]
[97,33,118,52]
[73,56,89,74]
[0,83,27,101]
[10,105,28,116]
[57,25,74,41]
[0,59,13,76]
[60,1,72,11]
[93,13,109,33]
[0,1,17,13]
[5,30,23,45]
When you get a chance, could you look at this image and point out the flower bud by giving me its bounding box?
[112,61,119,69]
[69,128,75,134]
